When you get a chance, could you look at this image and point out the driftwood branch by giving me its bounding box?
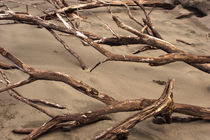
[39,0,175,20]
[0,45,209,139]
[1,2,210,140]
[133,0,163,39]
[0,46,117,105]
[48,29,88,69]
[132,45,157,54]
[0,61,18,70]
[95,79,174,140]
[110,14,210,73]
[28,98,66,109]
[124,3,144,27]
[0,70,55,118]
[0,9,209,73]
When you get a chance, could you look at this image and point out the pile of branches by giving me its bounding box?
[0,0,210,140]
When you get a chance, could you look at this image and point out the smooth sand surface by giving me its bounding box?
[0,2,210,140]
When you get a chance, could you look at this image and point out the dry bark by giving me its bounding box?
[0,61,18,69]
[110,14,210,73]
[0,10,209,73]
[40,0,175,20]
[1,1,210,140]
[95,79,174,140]
[0,70,65,118]
[0,46,210,139]
[0,46,117,105]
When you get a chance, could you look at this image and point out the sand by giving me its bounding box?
[0,1,210,140]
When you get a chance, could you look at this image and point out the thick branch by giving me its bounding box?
[111,15,210,73]
[94,79,174,140]
[108,53,210,65]
[13,96,210,138]
[0,45,117,105]
[9,82,210,139]
[1,11,209,73]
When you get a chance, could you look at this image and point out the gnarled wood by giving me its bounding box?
[94,79,174,140]
[1,2,210,140]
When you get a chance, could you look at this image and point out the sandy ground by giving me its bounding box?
[0,1,210,140]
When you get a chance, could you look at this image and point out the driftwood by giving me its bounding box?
[0,61,18,69]
[0,1,210,140]
[94,79,174,140]
[0,8,209,73]
[0,46,210,140]
[39,0,175,20]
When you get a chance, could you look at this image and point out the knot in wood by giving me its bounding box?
[1,49,7,56]
[90,88,99,95]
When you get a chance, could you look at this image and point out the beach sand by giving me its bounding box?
[0,1,210,140]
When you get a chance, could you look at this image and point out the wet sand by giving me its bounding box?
[0,1,210,140]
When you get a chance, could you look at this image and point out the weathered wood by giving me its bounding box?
[0,46,210,140]
[94,79,174,140]
[0,70,55,118]
[0,61,17,69]
[40,0,175,20]
[48,29,88,69]
[111,14,210,73]
[1,11,209,73]
[0,46,117,105]
[1,2,210,140]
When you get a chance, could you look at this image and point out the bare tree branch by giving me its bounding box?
[0,70,55,118]
[95,79,174,140]
[48,29,88,69]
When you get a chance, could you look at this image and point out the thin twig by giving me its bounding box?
[132,45,157,54]
[124,3,144,27]
[48,29,87,69]
[133,0,162,39]
[176,39,193,46]
[0,77,35,93]
[0,70,55,117]
[29,99,66,109]
[90,59,108,72]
